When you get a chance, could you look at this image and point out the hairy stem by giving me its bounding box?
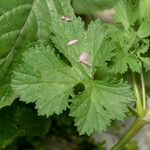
[111,118,146,150]
[131,72,143,115]
[141,71,146,109]
[127,105,140,117]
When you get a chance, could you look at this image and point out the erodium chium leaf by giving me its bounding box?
[12,10,135,134]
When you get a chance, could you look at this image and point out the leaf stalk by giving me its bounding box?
[131,72,143,115]
[141,71,146,109]
[111,117,147,150]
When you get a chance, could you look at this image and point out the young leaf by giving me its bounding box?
[140,57,150,72]
[107,26,142,74]
[110,49,142,74]
[137,41,150,71]
[12,45,85,116]
[108,0,150,74]
[114,0,139,29]
[51,17,114,76]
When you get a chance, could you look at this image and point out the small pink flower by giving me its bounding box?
[61,16,71,22]
[79,52,92,67]
[67,39,78,46]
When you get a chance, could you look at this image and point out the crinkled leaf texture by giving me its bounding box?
[114,0,139,30]
[12,15,135,135]
[0,102,50,149]
[12,45,85,116]
[70,80,134,135]
[0,0,73,109]
[51,17,114,76]
[108,25,142,74]
[108,0,150,74]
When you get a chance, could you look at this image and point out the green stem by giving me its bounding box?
[127,105,140,118]
[111,118,146,150]
[141,71,146,109]
[131,72,143,115]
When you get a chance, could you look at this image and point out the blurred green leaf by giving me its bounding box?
[0,102,50,149]
[137,20,150,38]
[72,0,117,14]
[140,0,150,20]
[114,0,139,30]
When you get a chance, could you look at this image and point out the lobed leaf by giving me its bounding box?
[70,80,134,135]
[108,0,150,74]
[12,45,84,116]
[11,1,135,135]
[51,17,114,76]
[114,0,139,30]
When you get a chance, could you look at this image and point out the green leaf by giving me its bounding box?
[0,0,73,109]
[107,25,125,47]
[12,45,84,116]
[70,80,134,135]
[137,40,149,55]
[137,41,150,71]
[114,0,139,29]
[108,1,150,74]
[0,102,50,149]
[86,21,115,67]
[72,0,117,14]
[0,0,51,108]
[94,65,116,81]
[51,17,114,76]
[140,0,150,20]
[47,0,74,17]
[108,25,144,74]
[140,57,150,72]
[137,20,150,38]
[12,14,134,135]
[110,44,142,74]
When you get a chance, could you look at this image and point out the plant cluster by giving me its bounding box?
[0,0,150,149]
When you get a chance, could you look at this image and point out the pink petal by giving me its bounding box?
[67,39,78,46]
[79,52,92,67]
[61,16,71,22]
[79,52,89,62]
